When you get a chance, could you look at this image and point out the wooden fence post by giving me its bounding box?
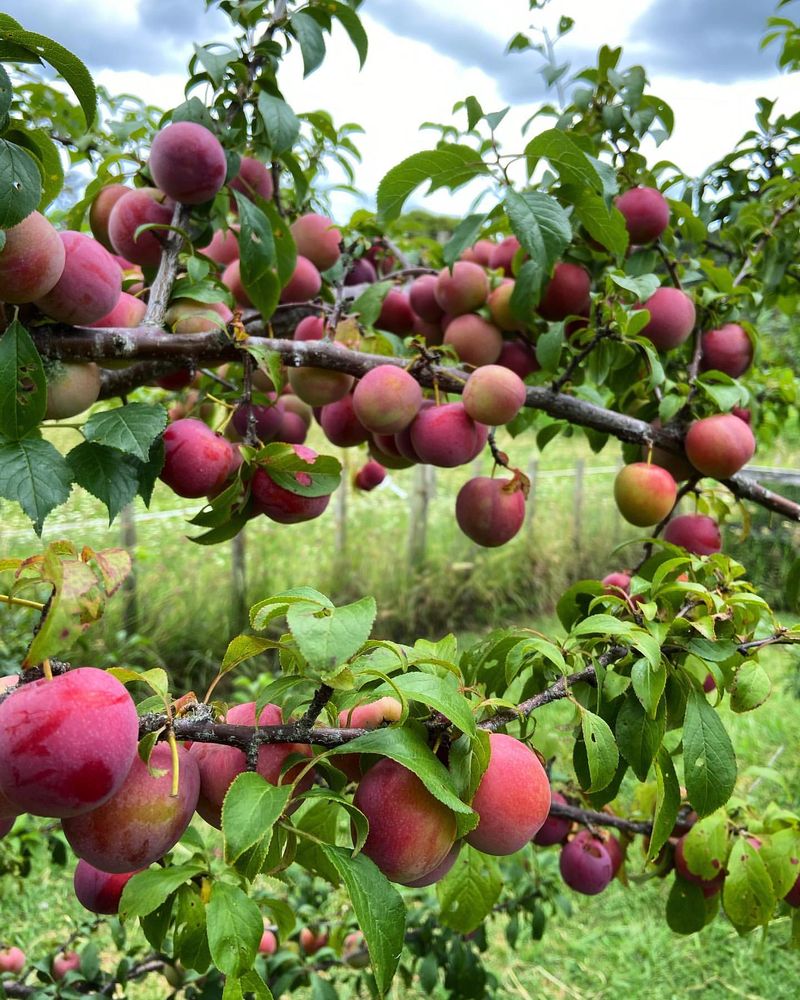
[231,530,247,634]
[573,459,585,556]
[408,464,434,568]
[526,458,538,532]
[120,503,138,634]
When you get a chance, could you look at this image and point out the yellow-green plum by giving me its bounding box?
[462,365,526,425]
[444,314,504,367]
[352,365,423,434]
[353,758,457,884]
[465,734,551,854]
[44,362,102,420]
[613,462,677,526]
[684,413,755,479]
[0,211,66,303]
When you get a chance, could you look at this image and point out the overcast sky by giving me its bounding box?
[8,0,797,219]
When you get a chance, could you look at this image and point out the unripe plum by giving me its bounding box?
[684,413,755,479]
[487,280,524,331]
[232,402,283,443]
[674,834,724,896]
[616,186,670,244]
[614,462,677,526]
[435,262,489,316]
[294,315,325,341]
[376,289,416,334]
[320,393,370,447]
[488,236,522,275]
[0,947,25,974]
[52,951,81,981]
[165,298,232,334]
[639,287,695,350]
[344,258,377,285]
[222,259,252,308]
[0,668,138,818]
[45,362,102,420]
[456,476,526,547]
[497,339,540,379]
[73,860,139,914]
[699,324,753,378]
[538,263,591,322]
[0,211,66,304]
[532,791,572,847]
[290,213,342,272]
[160,419,233,498]
[354,459,386,492]
[463,365,526,426]
[280,256,322,303]
[230,156,274,204]
[108,189,174,267]
[251,445,332,524]
[63,744,199,873]
[409,403,480,467]
[444,314,504,367]
[87,292,146,329]
[409,274,445,322]
[354,758,457,884]
[466,734,550,854]
[35,232,121,325]
[288,366,354,406]
[149,122,227,205]
[201,226,240,266]
[89,184,129,251]
[259,929,278,955]
[663,514,722,555]
[353,365,423,434]
[559,830,614,895]
[190,702,313,827]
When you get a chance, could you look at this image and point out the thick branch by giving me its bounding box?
[548,800,653,836]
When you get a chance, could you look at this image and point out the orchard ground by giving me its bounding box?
[1,635,798,999]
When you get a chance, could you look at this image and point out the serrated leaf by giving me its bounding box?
[573,191,629,256]
[221,634,280,672]
[320,845,405,996]
[0,319,46,438]
[648,748,680,862]
[683,690,737,817]
[233,192,280,318]
[351,280,392,326]
[119,863,206,920]
[723,839,776,932]
[0,138,41,227]
[504,189,572,274]
[442,212,492,269]
[222,773,291,866]
[631,657,666,718]
[437,845,501,933]
[683,812,729,880]
[66,441,139,523]
[730,661,771,713]
[83,403,167,462]
[615,691,663,781]
[4,126,64,209]
[328,2,368,67]
[207,881,263,977]
[377,145,490,224]
[580,710,619,792]
[760,828,800,899]
[524,128,604,191]
[0,434,71,532]
[257,93,300,156]
[388,672,475,736]
[287,595,376,672]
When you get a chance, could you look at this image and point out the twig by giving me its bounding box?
[143,203,191,326]
[655,243,683,291]
[548,800,653,836]
[733,195,799,286]
[551,327,611,393]
[298,684,334,732]
[478,664,600,733]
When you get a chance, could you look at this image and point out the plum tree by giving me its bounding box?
[455,476,526,547]
[465,734,550,854]
[352,365,423,434]
[613,463,678,526]
[148,122,227,205]
[615,186,670,243]
[73,860,140,914]
[684,413,756,478]
[0,668,139,818]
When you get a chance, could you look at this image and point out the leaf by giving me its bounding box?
[287,595,376,673]
[66,442,139,524]
[257,93,300,156]
[0,434,72,533]
[536,325,563,371]
[648,748,680,862]
[729,661,771,713]
[437,845,502,933]
[232,192,280,318]
[207,881,263,977]
[328,2,368,67]
[683,690,737,817]
[0,138,41,227]
[378,672,476,736]
[573,191,629,256]
[666,877,708,934]
[222,773,292,866]
[320,845,405,997]
[631,657,666,719]
[615,691,663,781]
[609,272,660,300]
[523,128,604,191]
[221,634,280,672]
[0,319,46,438]
[3,126,64,210]
[580,710,619,792]
[683,811,729,880]
[442,212,492,270]
[0,28,96,126]
[351,280,392,325]
[0,64,10,119]
[760,828,800,899]
[329,726,472,815]
[723,839,776,933]
[290,11,327,76]
[119,863,207,920]
[376,145,490,223]
[174,885,211,973]
[83,403,167,462]
[503,189,572,273]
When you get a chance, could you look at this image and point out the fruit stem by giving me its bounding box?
[42,659,53,681]
[0,594,45,611]
[167,729,180,798]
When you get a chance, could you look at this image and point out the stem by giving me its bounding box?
[0,594,45,611]
[143,203,191,326]
[167,729,180,798]
[549,800,653,836]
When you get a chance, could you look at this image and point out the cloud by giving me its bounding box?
[3,0,228,74]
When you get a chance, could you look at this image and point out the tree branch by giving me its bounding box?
[548,800,653,836]
[143,203,192,326]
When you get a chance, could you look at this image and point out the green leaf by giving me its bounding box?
[287,595,376,673]
[729,661,771,713]
[377,145,490,224]
[319,845,405,997]
[381,672,475,736]
[119,863,206,920]
[573,192,629,256]
[683,811,729,880]
[648,748,680,862]
[0,64,10,119]
[760,828,800,899]
[0,319,46,438]
[0,139,41,227]
[683,690,737,817]
[523,128,604,191]
[609,272,660,300]
[66,442,139,524]
[723,839,776,933]
[615,691,663,781]
[3,126,64,210]
[0,28,96,126]
[329,726,472,815]
[174,885,211,973]
[329,2,369,67]
[221,634,280,672]
[510,257,546,315]
[232,191,280,318]
[207,881,263,978]
[666,877,708,934]
[631,657,666,718]
[580,710,619,792]
[83,403,167,462]
[536,325,563,371]
[257,93,300,156]
[222,773,291,866]
[442,212,492,270]
[0,434,71,533]
[503,189,572,273]
[290,12,327,77]
[437,845,502,934]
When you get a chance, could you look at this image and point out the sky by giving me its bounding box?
[6,0,797,219]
